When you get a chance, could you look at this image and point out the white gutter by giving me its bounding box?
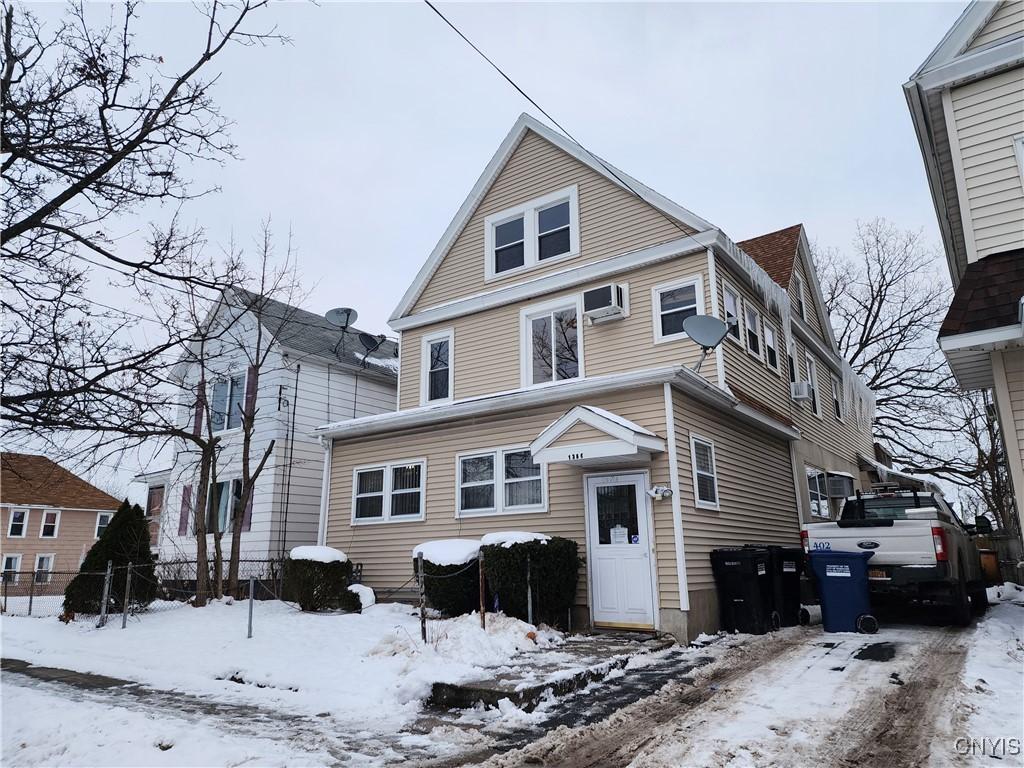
[939,321,1024,351]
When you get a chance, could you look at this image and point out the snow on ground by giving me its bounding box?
[2,600,561,734]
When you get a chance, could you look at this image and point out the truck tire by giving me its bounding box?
[969,584,989,616]
[950,568,971,627]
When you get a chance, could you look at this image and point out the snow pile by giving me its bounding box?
[481,531,550,548]
[987,581,1024,605]
[412,539,481,566]
[348,584,376,608]
[289,545,347,563]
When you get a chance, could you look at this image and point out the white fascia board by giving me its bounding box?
[131,468,173,485]
[732,404,801,441]
[390,232,716,332]
[911,2,998,78]
[792,317,844,376]
[390,113,717,323]
[915,36,1024,92]
[796,229,840,353]
[939,323,1024,351]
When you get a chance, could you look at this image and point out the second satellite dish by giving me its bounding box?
[682,315,730,374]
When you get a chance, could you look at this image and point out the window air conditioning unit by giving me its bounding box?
[827,474,855,499]
[583,283,626,323]
[790,381,812,401]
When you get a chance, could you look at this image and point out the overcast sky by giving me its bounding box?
[28,1,968,495]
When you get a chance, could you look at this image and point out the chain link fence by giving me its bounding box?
[1,571,108,617]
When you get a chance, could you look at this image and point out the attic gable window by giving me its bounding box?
[792,273,806,321]
[485,186,579,280]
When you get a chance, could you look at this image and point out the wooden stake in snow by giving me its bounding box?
[248,577,255,639]
[417,553,426,643]
[97,560,112,628]
[121,563,132,629]
[479,549,486,630]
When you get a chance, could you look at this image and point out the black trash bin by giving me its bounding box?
[743,545,805,627]
[710,547,779,634]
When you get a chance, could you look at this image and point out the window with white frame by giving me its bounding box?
[723,283,742,343]
[792,273,806,320]
[485,186,579,279]
[352,461,425,523]
[421,330,453,403]
[653,277,702,341]
[745,305,762,359]
[206,478,242,534]
[34,554,54,584]
[830,376,843,421]
[95,512,113,539]
[7,508,27,538]
[3,554,21,583]
[788,342,798,386]
[764,322,779,372]
[805,353,821,416]
[806,467,829,518]
[690,435,720,509]
[210,372,246,432]
[458,448,544,517]
[523,302,580,385]
[39,510,59,538]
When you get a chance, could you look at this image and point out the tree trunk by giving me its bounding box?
[192,445,213,607]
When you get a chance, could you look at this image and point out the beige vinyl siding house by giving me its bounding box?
[318,113,876,640]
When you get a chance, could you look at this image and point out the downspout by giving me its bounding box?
[789,440,806,527]
[663,382,690,611]
[279,363,300,556]
[317,436,333,546]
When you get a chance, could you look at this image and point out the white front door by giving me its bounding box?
[585,473,656,628]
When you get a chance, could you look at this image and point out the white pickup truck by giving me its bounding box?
[801,490,986,625]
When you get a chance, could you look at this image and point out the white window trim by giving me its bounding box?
[763,320,780,374]
[722,280,744,346]
[787,340,799,389]
[484,185,580,282]
[420,328,454,405]
[651,274,705,344]
[38,508,60,539]
[1014,134,1024,183]
[3,554,22,584]
[806,466,829,519]
[456,446,547,519]
[7,508,28,538]
[830,375,844,422]
[350,459,427,525]
[689,434,721,511]
[210,371,248,435]
[206,478,242,534]
[744,304,763,361]
[94,511,114,540]
[805,353,822,418]
[792,273,807,321]
[34,553,55,583]
[519,295,585,389]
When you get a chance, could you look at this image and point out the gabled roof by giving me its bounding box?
[911,1,1019,79]
[737,224,804,288]
[1,453,121,509]
[531,405,666,466]
[389,113,716,322]
[939,249,1024,337]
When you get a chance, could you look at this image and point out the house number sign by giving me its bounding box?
[568,451,585,460]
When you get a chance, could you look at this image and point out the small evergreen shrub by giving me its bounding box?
[64,500,157,615]
[413,558,482,617]
[283,557,359,612]
[482,537,581,628]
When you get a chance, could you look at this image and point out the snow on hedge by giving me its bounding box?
[289,545,347,563]
[412,539,480,566]
[348,584,375,609]
[480,531,550,548]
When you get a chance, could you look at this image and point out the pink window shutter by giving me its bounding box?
[177,485,194,536]
[241,491,254,532]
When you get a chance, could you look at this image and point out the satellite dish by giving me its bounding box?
[357,332,386,367]
[682,315,729,374]
[325,307,358,329]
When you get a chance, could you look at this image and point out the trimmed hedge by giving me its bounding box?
[64,500,157,615]
[283,557,360,612]
[482,537,581,628]
[414,558,483,617]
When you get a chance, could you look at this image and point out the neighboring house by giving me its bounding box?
[1,452,121,582]
[136,290,397,562]
[313,113,877,640]
[904,0,1024,533]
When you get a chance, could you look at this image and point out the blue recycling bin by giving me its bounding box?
[808,550,878,633]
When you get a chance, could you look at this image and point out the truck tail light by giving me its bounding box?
[800,529,809,554]
[931,526,948,562]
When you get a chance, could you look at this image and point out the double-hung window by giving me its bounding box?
[653,277,702,342]
[788,342,798,386]
[421,330,453,404]
[485,186,579,280]
[745,305,762,359]
[207,479,242,534]
[39,510,59,538]
[7,508,27,538]
[95,512,113,539]
[34,554,54,584]
[690,435,720,510]
[723,283,742,343]
[830,376,843,421]
[805,353,821,417]
[458,448,544,517]
[764,322,779,372]
[792,274,806,321]
[2,555,21,584]
[523,301,580,386]
[806,467,829,518]
[210,372,246,432]
[352,461,425,523]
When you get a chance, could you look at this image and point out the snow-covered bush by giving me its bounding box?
[284,546,359,612]
[412,539,484,617]
[481,534,580,628]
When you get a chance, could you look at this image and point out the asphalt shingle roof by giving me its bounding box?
[737,224,804,289]
[939,249,1024,337]
[1,453,121,509]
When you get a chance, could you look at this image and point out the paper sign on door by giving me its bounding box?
[610,525,629,544]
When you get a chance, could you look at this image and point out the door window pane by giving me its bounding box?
[596,484,639,545]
